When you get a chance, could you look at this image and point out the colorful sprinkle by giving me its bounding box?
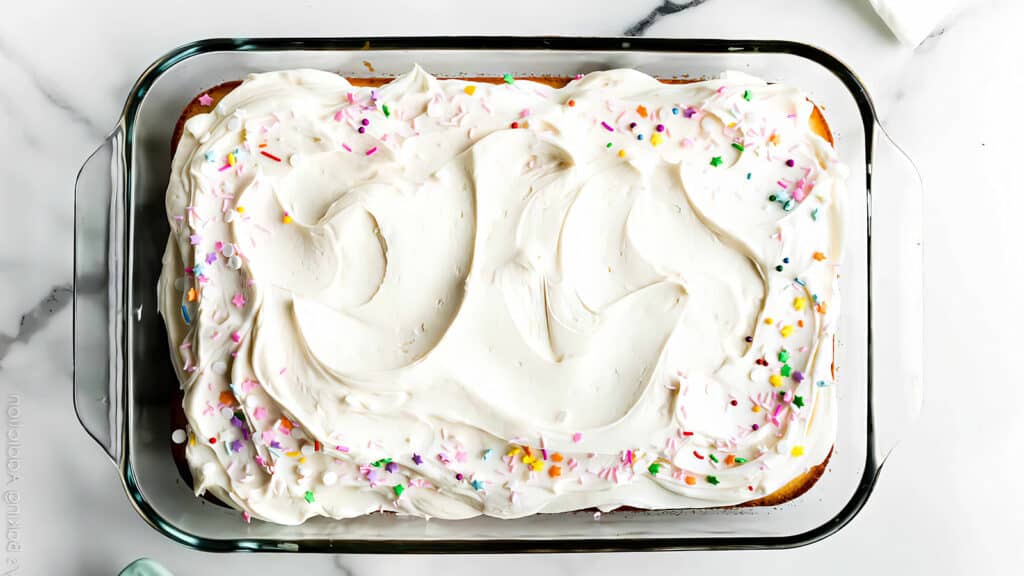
[304,490,315,503]
[198,93,214,106]
[743,90,752,101]
[813,251,827,261]
[464,85,476,96]
[650,133,664,146]
[683,106,697,118]
[572,432,583,443]
[567,99,576,107]
[411,453,423,465]
[793,371,805,383]
[393,484,405,497]
[707,475,720,485]
[655,123,665,132]
[791,446,805,457]
[684,475,696,485]
[549,465,562,478]
[503,73,514,84]
[732,142,745,152]
[259,151,282,162]
[710,156,723,167]
[780,325,794,338]
[793,395,805,408]
[636,105,648,118]
[382,104,390,118]
[786,158,795,167]
[366,146,378,156]
[471,479,485,490]
[647,462,661,475]
[708,454,719,464]
[601,121,615,132]
[231,292,246,309]
[769,374,783,387]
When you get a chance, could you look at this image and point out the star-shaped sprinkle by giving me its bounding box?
[198,93,214,106]
[411,453,423,465]
[231,292,246,308]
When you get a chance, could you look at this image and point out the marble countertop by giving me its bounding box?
[1,0,1021,574]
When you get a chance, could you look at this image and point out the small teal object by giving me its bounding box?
[119,558,175,576]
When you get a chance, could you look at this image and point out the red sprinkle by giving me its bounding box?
[260,151,282,162]
[682,431,694,436]
[209,437,217,444]
[511,121,520,129]
[693,450,705,460]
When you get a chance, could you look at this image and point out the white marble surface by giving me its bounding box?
[1,0,1021,574]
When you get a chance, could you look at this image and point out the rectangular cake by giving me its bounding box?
[159,67,845,525]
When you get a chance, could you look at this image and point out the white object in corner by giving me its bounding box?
[868,0,955,46]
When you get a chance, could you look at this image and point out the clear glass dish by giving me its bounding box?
[73,37,922,552]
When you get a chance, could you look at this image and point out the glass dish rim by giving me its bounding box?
[110,36,882,553]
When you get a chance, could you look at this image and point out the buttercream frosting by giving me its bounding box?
[158,66,846,524]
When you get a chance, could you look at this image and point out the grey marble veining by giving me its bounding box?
[1,0,1022,574]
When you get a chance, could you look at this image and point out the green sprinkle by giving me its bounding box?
[778,349,790,363]
[710,156,723,167]
[304,490,315,504]
[769,194,778,202]
[393,484,405,497]
[793,396,805,408]
[746,172,752,180]
[743,89,752,101]
[503,73,514,84]
[708,454,719,464]
[783,199,795,211]
[382,104,390,118]
[775,265,784,272]
[732,142,745,152]
[707,475,720,486]
[781,364,792,377]
[811,207,819,221]
[734,457,748,464]
[606,142,613,148]
[371,458,392,468]
[648,462,661,475]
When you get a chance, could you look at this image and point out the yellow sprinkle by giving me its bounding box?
[507,447,522,457]
[282,214,293,224]
[227,153,236,167]
[764,317,774,325]
[299,457,307,464]
[781,325,794,338]
[530,460,544,472]
[791,446,805,457]
[464,85,476,96]
[813,251,827,261]
[769,375,783,387]
[769,133,780,145]
[752,405,761,413]
[285,451,301,458]
[236,206,245,214]
[650,133,664,146]
[727,122,737,128]
[188,434,196,446]
[522,455,536,465]
[617,149,626,158]
[793,297,807,311]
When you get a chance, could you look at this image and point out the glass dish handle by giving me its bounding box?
[869,125,924,465]
[73,127,126,464]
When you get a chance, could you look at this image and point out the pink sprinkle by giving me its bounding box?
[279,368,287,375]
[231,331,242,343]
[455,450,468,463]
[600,121,614,132]
[336,445,350,453]
[572,432,583,443]
[231,292,246,308]
[260,431,275,443]
[792,188,808,202]
[347,92,355,104]
[334,110,344,122]
[342,143,352,152]
[519,108,531,118]
[198,93,214,106]
[218,164,231,172]
[365,146,378,156]
[242,511,251,523]
[240,379,257,393]
[189,234,202,245]
[253,407,267,420]
[540,448,548,460]
[214,241,224,251]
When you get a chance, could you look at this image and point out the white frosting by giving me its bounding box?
[158,67,846,525]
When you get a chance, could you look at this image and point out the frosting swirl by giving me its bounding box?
[159,67,846,524]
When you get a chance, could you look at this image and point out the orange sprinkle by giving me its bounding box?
[817,302,828,314]
[567,99,576,107]
[769,133,780,145]
[684,476,697,486]
[725,454,736,466]
[279,417,294,430]
[282,213,293,224]
[752,405,761,413]
[764,317,774,325]
[813,251,827,261]
[523,445,533,457]
[218,391,235,406]
[548,465,562,478]
[636,105,648,117]
[551,453,564,462]
[798,320,805,328]
[258,143,268,148]
[186,287,197,302]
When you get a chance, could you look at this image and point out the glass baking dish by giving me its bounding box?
[73,37,922,552]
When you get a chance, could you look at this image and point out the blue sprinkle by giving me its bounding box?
[811,208,819,221]
[192,263,205,277]
[471,479,484,491]
[813,293,820,302]
[746,172,752,180]
[637,133,644,141]
[794,278,806,287]
[783,199,795,211]
[671,107,680,115]
[816,380,829,388]
[776,191,791,203]
[204,150,216,163]
[181,304,192,325]
[482,448,492,460]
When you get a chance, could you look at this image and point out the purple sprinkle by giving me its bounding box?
[792,371,805,383]
[540,448,548,460]
[455,473,464,481]
[786,159,795,167]
[601,121,615,132]
[242,429,250,441]
[205,252,218,265]
[629,122,637,129]
[655,124,665,132]
[366,470,380,483]
[230,440,244,453]
[270,441,281,449]
[385,462,398,473]
[230,416,244,429]
[745,336,753,343]
[370,90,378,101]
[361,118,370,126]
[683,107,697,118]
[365,146,378,156]
[412,453,423,465]
[189,234,202,245]
[752,424,760,431]
[358,126,366,134]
